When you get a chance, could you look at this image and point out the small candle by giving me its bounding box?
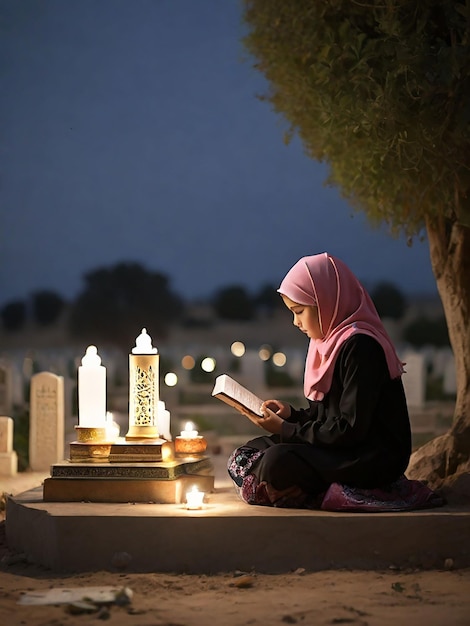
[174,421,207,455]
[157,400,171,440]
[180,421,198,438]
[105,411,120,441]
[186,485,204,510]
[78,345,106,427]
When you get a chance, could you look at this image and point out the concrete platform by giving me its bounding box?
[4,454,470,574]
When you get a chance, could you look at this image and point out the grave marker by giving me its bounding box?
[29,372,65,471]
[402,351,426,408]
[0,416,18,476]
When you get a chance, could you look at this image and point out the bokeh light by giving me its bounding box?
[258,344,272,361]
[164,372,178,387]
[201,357,216,372]
[181,355,195,370]
[230,341,246,357]
[272,351,287,367]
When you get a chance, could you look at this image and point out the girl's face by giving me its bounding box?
[281,295,323,340]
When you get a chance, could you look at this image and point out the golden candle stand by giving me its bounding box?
[43,428,214,504]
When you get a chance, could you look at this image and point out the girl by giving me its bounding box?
[227,252,442,511]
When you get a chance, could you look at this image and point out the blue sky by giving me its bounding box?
[0,0,438,307]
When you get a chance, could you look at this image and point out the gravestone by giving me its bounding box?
[0,360,13,416]
[443,356,457,396]
[284,349,305,383]
[29,372,65,471]
[402,351,426,408]
[238,350,266,394]
[0,416,18,476]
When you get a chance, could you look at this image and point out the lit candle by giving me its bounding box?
[78,345,106,427]
[174,421,207,456]
[157,400,171,440]
[186,485,204,510]
[180,421,198,438]
[105,411,120,441]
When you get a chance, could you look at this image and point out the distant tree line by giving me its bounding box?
[0,260,449,350]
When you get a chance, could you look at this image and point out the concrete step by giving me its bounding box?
[4,452,470,575]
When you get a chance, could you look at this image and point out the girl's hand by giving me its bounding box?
[261,399,291,419]
[259,399,290,434]
[258,406,284,434]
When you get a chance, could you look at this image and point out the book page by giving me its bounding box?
[212,374,264,423]
[222,375,263,416]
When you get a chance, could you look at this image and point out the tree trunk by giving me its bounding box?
[407,216,470,490]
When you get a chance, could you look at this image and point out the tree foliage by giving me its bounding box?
[242,0,470,236]
[403,314,450,347]
[32,290,65,326]
[255,283,284,314]
[213,285,255,321]
[68,262,183,351]
[370,281,407,319]
[0,300,27,332]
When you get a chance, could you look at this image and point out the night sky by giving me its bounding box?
[0,0,438,308]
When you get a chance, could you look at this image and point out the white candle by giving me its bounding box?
[186,485,204,510]
[105,411,120,441]
[157,400,171,440]
[78,345,106,427]
[180,421,198,438]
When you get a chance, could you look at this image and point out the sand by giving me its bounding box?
[1,516,469,626]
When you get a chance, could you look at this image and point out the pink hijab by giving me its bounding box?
[278,253,404,401]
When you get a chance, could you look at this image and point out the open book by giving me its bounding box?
[211,374,264,427]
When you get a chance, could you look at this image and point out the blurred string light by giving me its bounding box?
[258,344,272,361]
[181,355,195,370]
[164,372,178,387]
[230,341,245,357]
[201,357,216,372]
[272,352,287,367]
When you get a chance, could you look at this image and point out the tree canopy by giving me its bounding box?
[68,262,183,351]
[242,0,470,236]
[32,290,65,326]
[370,281,407,320]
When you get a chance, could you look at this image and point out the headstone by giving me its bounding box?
[402,351,426,408]
[284,349,305,383]
[0,416,18,476]
[238,350,266,394]
[0,360,13,416]
[29,372,65,471]
[443,356,457,396]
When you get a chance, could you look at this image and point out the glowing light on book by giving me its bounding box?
[78,345,106,427]
[231,341,245,357]
[201,357,216,372]
[186,485,204,510]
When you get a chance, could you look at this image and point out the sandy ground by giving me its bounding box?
[2,467,470,625]
[0,518,469,626]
